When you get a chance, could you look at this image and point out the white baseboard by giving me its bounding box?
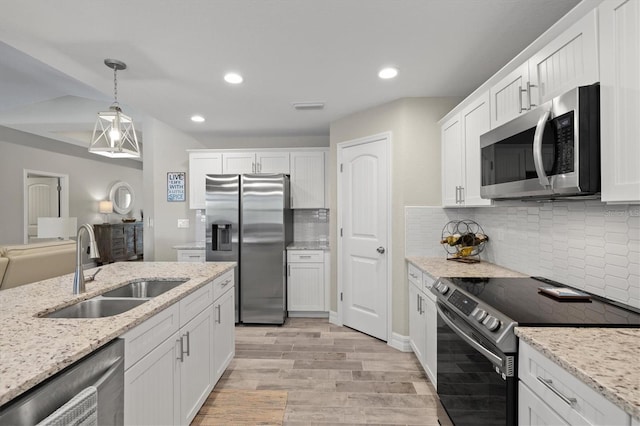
[388,332,412,352]
[288,311,329,318]
[329,310,341,326]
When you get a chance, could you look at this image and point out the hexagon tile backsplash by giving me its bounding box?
[405,200,640,309]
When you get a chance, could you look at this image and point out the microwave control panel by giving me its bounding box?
[552,111,574,174]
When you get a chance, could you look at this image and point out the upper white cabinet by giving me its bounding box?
[599,0,640,204]
[290,151,326,208]
[189,152,222,209]
[222,151,290,174]
[490,10,599,128]
[441,92,492,207]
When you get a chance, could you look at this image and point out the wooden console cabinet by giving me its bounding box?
[94,223,143,265]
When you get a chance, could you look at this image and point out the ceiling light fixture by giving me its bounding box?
[378,67,398,79]
[224,72,243,84]
[191,115,205,123]
[89,59,140,158]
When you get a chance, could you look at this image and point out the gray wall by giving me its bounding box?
[329,97,461,336]
[0,130,143,244]
[201,135,329,149]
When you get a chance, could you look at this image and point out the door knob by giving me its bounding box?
[377,246,385,254]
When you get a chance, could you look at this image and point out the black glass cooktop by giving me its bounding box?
[446,277,640,327]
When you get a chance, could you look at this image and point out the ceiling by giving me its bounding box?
[0,0,581,147]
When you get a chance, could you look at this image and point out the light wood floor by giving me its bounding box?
[192,318,440,425]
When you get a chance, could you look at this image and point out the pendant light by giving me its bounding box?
[89,59,140,158]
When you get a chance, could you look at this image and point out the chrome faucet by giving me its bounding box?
[73,224,101,294]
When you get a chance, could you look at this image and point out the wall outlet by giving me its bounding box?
[177,219,190,228]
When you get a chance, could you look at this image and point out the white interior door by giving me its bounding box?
[339,135,389,341]
[27,176,59,241]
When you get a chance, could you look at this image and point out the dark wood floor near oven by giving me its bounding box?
[191,318,441,425]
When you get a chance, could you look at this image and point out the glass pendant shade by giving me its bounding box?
[89,59,140,158]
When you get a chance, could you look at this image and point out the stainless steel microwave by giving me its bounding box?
[480,84,600,200]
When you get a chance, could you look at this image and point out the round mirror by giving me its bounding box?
[109,181,135,215]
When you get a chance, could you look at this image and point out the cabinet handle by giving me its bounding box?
[258,162,262,172]
[519,85,526,112]
[299,255,312,259]
[526,81,537,109]
[252,162,255,173]
[536,377,577,407]
[459,186,464,204]
[417,294,420,313]
[221,278,231,287]
[409,273,417,279]
[183,332,190,357]
[215,305,221,324]
[177,338,184,362]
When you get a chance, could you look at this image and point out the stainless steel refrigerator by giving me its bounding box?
[205,173,292,324]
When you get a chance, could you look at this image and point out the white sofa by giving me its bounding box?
[0,240,76,290]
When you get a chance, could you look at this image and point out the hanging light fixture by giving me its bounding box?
[89,59,140,158]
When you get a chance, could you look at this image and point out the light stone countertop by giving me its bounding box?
[287,241,330,250]
[406,256,639,421]
[0,261,235,407]
[406,256,526,279]
[516,327,640,421]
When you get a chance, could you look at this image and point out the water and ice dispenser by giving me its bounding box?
[211,223,232,251]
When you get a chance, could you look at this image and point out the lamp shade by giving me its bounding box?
[37,217,77,239]
[99,200,114,214]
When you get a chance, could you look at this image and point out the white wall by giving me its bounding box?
[329,97,461,336]
[0,130,143,244]
[142,118,207,261]
[405,201,640,309]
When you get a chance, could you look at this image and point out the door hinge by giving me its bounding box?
[340,292,343,302]
[340,164,343,172]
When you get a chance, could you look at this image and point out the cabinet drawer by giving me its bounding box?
[422,273,435,293]
[213,269,235,301]
[111,227,125,238]
[519,341,629,426]
[122,303,180,370]
[408,263,422,286]
[179,282,214,327]
[178,250,206,263]
[288,250,323,263]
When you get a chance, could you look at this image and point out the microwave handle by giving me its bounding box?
[533,108,552,189]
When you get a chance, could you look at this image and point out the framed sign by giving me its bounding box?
[167,172,186,202]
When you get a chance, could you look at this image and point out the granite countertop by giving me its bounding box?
[516,327,640,421]
[287,241,330,250]
[406,256,526,279]
[0,261,235,407]
[172,242,205,250]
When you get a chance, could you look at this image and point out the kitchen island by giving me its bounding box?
[0,261,235,407]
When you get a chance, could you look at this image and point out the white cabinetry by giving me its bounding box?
[441,92,492,207]
[222,151,290,174]
[290,151,326,208]
[176,249,206,263]
[287,250,327,313]
[519,340,630,426]
[122,270,235,426]
[490,10,598,128]
[600,0,640,203]
[407,263,437,386]
[189,152,222,209]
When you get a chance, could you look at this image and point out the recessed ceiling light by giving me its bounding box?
[224,72,243,84]
[378,67,398,79]
[191,115,205,123]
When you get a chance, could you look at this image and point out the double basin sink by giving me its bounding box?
[43,279,187,319]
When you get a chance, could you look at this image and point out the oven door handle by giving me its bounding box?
[533,107,552,189]
[436,304,504,369]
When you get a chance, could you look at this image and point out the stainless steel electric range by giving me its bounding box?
[430,276,640,426]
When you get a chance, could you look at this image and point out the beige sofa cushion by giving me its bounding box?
[0,240,76,290]
[0,257,8,286]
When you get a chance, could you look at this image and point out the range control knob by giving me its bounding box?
[483,316,501,331]
[473,309,488,322]
[436,282,449,295]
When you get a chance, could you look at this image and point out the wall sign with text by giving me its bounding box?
[167,172,186,202]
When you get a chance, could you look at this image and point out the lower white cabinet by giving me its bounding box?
[407,263,437,386]
[287,250,327,313]
[123,270,235,426]
[213,286,235,384]
[176,249,206,263]
[519,340,630,426]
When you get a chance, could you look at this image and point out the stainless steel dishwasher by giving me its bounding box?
[0,339,124,425]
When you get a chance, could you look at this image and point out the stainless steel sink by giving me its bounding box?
[42,299,147,319]
[101,280,187,298]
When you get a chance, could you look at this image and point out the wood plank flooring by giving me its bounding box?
[192,318,440,425]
